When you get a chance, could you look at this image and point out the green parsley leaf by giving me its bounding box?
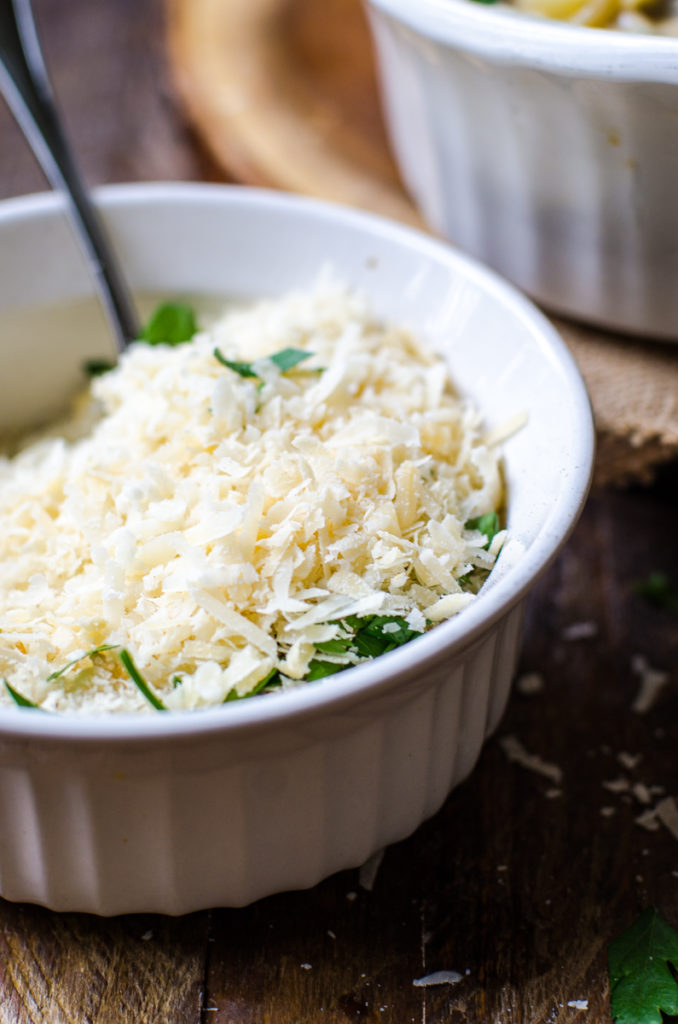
[224,668,283,702]
[305,659,347,681]
[465,512,500,549]
[350,615,423,658]
[635,572,678,615]
[259,670,282,692]
[313,615,424,667]
[47,643,119,681]
[314,637,354,655]
[213,346,315,381]
[359,615,421,647]
[267,348,312,372]
[83,358,115,378]
[213,349,260,378]
[352,631,387,659]
[139,302,198,346]
[342,615,364,631]
[609,906,678,1024]
[3,680,43,709]
[119,649,167,711]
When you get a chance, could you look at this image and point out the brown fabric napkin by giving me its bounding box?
[554,316,678,487]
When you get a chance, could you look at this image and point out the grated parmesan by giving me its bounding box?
[0,281,505,713]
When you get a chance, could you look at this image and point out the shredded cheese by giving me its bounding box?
[0,281,504,712]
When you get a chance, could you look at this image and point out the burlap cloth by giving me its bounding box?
[553,317,678,487]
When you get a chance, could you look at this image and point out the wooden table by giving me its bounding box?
[1,1,677,1021]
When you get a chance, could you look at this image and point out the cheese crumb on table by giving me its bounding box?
[562,622,598,641]
[499,734,564,786]
[413,970,463,987]
[516,671,544,695]
[358,848,385,892]
[630,653,670,714]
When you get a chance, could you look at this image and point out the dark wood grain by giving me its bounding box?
[1,2,677,1021]
[0,908,207,1022]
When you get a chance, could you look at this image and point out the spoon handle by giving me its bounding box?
[0,0,139,352]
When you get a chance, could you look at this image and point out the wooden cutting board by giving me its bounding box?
[166,0,678,487]
[165,0,420,224]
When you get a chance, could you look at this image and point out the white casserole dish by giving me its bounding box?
[0,184,593,914]
[365,0,678,338]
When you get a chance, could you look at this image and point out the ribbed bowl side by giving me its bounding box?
[367,8,678,337]
[0,604,523,915]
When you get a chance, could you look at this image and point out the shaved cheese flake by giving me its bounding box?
[193,591,277,658]
[426,593,475,621]
[483,410,528,447]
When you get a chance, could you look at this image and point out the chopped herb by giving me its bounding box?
[348,614,424,659]
[83,358,115,377]
[224,667,282,702]
[635,572,678,615]
[305,659,346,681]
[609,906,678,1024]
[308,614,425,679]
[465,512,500,549]
[259,670,282,692]
[314,637,354,655]
[119,649,167,711]
[352,631,386,659]
[267,348,313,373]
[213,346,316,382]
[139,302,198,347]
[342,615,364,631]
[3,680,42,709]
[47,643,119,681]
[359,615,421,646]
[213,350,260,378]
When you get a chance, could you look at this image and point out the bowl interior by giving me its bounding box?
[0,183,594,732]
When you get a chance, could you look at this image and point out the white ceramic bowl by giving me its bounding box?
[0,184,593,914]
[365,0,678,338]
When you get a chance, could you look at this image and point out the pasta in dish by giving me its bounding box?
[499,0,678,32]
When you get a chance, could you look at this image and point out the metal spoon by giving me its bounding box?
[0,0,139,353]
